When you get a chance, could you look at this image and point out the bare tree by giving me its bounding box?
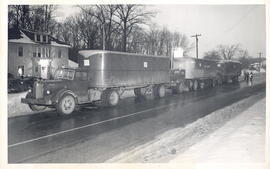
[114,5,155,52]
[79,5,118,50]
[237,49,250,68]
[8,5,31,29]
[217,44,240,60]
[8,5,58,33]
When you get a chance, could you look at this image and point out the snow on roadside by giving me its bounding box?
[8,92,33,118]
[106,92,265,163]
[170,97,265,163]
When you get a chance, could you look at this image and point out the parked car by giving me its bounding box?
[8,74,40,93]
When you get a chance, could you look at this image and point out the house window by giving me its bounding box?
[37,34,40,42]
[18,46,23,57]
[43,35,47,43]
[58,49,62,58]
[42,48,46,58]
[47,48,51,57]
[37,47,41,57]
[33,52,36,57]
[35,66,39,72]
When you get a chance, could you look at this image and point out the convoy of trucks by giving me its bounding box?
[21,50,242,115]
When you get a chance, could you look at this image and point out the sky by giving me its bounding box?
[56,5,266,58]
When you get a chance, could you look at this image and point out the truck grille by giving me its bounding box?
[33,82,44,99]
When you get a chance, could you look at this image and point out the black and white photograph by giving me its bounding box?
[1,1,268,168]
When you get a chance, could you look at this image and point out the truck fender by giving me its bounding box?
[53,89,78,104]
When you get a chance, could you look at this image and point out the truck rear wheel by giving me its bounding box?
[57,94,76,115]
[217,75,223,85]
[153,84,166,98]
[101,89,119,107]
[173,82,185,94]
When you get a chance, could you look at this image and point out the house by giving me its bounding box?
[8,27,71,79]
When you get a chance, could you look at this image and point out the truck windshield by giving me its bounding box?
[54,69,75,80]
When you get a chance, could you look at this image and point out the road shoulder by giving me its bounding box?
[107,92,265,163]
[171,97,265,163]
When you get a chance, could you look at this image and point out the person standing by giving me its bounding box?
[244,70,249,83]
[248,71,253,86]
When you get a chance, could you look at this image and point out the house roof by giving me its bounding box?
[8,27,71,48]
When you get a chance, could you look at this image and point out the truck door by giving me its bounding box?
[72,71,89,103]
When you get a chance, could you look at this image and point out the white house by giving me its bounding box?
[8,27,71,79]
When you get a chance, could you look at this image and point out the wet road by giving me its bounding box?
[8,77,266,163]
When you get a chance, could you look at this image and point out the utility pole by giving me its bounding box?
[258,52,263,72]
[191,34,201,59]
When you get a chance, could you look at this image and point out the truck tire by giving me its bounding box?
[193,80,199,91]
[101,89,119,107]
[26,92,46,111]
[173,82,185,94]
[212,79,216,87]
[134,88,146,97]
[153,84,166,98]
[57,94,76,115]
[217,75,223,85]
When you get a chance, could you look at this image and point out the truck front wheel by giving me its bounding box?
[57,94,76,115]
[26,92,46,111]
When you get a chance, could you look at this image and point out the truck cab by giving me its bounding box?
[21,68,99,115]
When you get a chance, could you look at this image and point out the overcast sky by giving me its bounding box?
[56,5,266,58]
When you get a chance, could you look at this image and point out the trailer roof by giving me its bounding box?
[177,57,241,64]
[78,50,168,58]
[218,60,242,64]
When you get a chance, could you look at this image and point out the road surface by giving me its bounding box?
[8,76,266,163]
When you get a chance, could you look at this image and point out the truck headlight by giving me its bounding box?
[28,89,32,93]
[46,90,51,95]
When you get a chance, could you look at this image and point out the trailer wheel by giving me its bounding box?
[153,84,166,98]
[193,80,199,91]
[57,94,76,115]
[134,88,146,97]
[101,89,119,107]
[26,92,46,111]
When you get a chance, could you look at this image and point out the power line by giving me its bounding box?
[201,6,257,49]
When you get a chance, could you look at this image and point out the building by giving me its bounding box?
[8,27,71,79]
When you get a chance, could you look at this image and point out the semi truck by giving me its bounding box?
[21,50,241,115]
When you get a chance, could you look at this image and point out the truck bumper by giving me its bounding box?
[21,98,52,105]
